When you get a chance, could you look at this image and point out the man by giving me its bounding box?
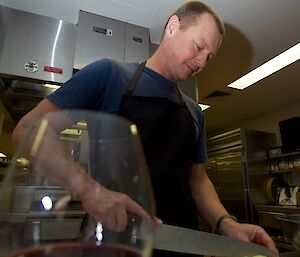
[13,1,278,256]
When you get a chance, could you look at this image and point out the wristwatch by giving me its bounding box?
[215,214,238,234]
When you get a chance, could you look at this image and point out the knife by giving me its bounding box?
[153,224,275,257]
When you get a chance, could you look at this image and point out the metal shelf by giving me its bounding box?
[272,167,300,174]
[276,241,295,251]
[269,151,300,160]
[256,204,300,214]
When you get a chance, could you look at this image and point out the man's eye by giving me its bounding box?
[194,42,202,51]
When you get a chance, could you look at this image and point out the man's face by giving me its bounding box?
[164,12,222,82]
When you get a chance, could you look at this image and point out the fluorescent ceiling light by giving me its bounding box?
[61,128,82,136]
[43,84,61,89]
[227,42,300,90]
[198,103,210,111]
[0,153,7,158]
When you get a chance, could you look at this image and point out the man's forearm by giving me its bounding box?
[189,164,230,230]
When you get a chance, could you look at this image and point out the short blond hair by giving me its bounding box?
[166,1,225,35]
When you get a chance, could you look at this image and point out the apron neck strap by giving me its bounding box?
[126,60,185,105]
[175,85,184,105]
[126,61,147,94]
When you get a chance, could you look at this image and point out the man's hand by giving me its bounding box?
[79,182,153,231]
[220,219,279,257]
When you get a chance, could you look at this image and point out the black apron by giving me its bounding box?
[118,62,199,230]
[80,62,202,257]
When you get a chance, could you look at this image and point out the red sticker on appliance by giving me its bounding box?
[44,66,63,74]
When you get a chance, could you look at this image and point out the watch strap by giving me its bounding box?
[215,214,238,234]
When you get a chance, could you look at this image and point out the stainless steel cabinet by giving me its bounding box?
[74,11,150,69]
[74,11,126,69]
[0,6,76,84]
[125,23,149,63]
[206,129,277,223]
[216,151,249,222]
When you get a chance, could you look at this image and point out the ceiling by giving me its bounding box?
[1,0,300,136]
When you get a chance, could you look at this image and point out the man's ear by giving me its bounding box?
[166,15,180,38]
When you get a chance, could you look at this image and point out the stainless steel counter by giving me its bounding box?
[255,204,300,251]
[256,204,300,214]
[280,251,300,257]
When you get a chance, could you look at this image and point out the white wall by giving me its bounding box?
[0,0,184,44]
[240,101,300,145]
[0,0,80,24]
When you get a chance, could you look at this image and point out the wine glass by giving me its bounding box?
[0,110,156,257]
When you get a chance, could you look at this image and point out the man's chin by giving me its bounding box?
[178,75,189,82]
[179,71,193,81]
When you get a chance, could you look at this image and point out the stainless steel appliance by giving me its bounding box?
[206,128,277,223]
[0,185,84,242]
[0,5,76,84]
[0,5,77,122]
[74,10,150,69]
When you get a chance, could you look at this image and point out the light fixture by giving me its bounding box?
[198,103,210,111]
[43,83,61,89]
[41,195,53,210]
[96,222,104,243]
[227,42,300,90]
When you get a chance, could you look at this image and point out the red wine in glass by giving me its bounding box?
[6,242,142,257]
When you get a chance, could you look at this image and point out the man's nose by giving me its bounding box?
[195,52,208,71]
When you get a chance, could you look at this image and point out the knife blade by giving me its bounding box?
[153,224,275,257]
